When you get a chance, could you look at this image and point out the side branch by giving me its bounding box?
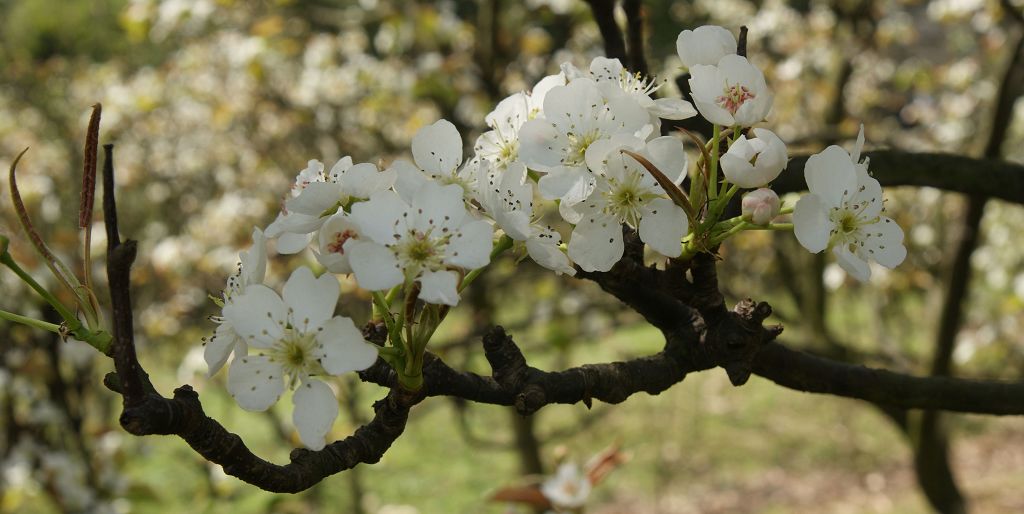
[774,151,1024,204]
[752,342,1024,414]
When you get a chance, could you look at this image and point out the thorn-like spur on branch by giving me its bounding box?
[752,343,1024,415]
[481,326,714,415]
[775,151,1024,204]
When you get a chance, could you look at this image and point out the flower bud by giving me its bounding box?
[742,188,781,225]
[676,25,737,69]
[720,128,788,188]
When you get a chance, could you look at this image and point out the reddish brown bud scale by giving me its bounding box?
[79,103,102,229]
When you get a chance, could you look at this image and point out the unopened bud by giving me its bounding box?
[742,188,780,225]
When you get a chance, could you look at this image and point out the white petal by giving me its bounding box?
[205,322,242,377]
[792,194,830,254]
[412,119,463,177]
[538,166,595,205]
[643,136,688,185]
[276,231,314,255]
[315,214,359,274]
[315,316,379,375]
[851,124,866,163]
[349,190,407,246]
[519,119,567,171]
[283,267,339,333]
[804,146,858,207]
[410,182,467,234]
[688,65,734,126]
[567,213,624,272]
[446,220,494,270]
[676,25,737,68]
[292,379,339,451]
[639,198,687,257]
[342,163,395,200]
[240,227,267,287]
[418,269,461,306]
[227,355,285,412]
[390,159,429,203]
[223,285,287,349]
[526,227,576,276]
[344,240,403,291]
[650,97,698,120]
[862,217,906,268]
[834,246,871,282]
[286,182,342,217]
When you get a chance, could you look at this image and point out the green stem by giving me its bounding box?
[0,309,61,333]
[708,124,721,200]
[1,252,79,326]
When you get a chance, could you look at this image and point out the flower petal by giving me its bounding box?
[526,227,576,276]
[446,220,494,270]
[344,240,403,291]
[227,355,285,412]
[412,119,463,177]
[349,190,407,246]
[411,182,467,234]
[418,269,461,306]
[292,379,339,451]
[538,166,595,206]
[342,163,395,200]
[519,119,568,171]
[650,97,698,120]
[862,217,906,268]
[206,322,242,377]
[567,213,624,272]
[223,285,287,349]
[286,182,342,217]
[282,266,339,333]
[792,194,830,254]
[316,316,379,375]
[834,245,871,282]
[276,231,314,255]
[803,146,857,207]
[639,198,687,257]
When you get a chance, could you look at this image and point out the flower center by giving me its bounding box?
[396,230,448,278]
[566,130,601,166]
[619,70,660,96]
[269,329,322,387]
[603,171,657,227]
[716,82,755,115]
[326,229,357,254]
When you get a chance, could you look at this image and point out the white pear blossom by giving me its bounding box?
[689,55,773,127]
[475,74,564,170]
[742,188,781,225]
[573,57,698,122]
[568,136,689,272]
[518,78,651,212]
[476,161,575,275]
[676,25,737,68]
[541,462,592,509]
[393,119,478,200]
[345,180,494,306]
[223,266,378,450]
[205,227,267,376]
[793,129,906,281]
[266,157,395,254]
[314,212,361,274]
[720,128,788,188]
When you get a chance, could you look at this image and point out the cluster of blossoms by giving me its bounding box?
[203,24,907,449]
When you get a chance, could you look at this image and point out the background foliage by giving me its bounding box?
[1,0,1023,512]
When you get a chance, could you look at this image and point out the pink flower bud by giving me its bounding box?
[742,188,780,225]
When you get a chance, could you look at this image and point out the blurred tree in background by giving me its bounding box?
[1,0,1023,513]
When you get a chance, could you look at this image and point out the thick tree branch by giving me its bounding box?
[585,0,627,63]
[774,151,1024,204]
[752,343,1024,414]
